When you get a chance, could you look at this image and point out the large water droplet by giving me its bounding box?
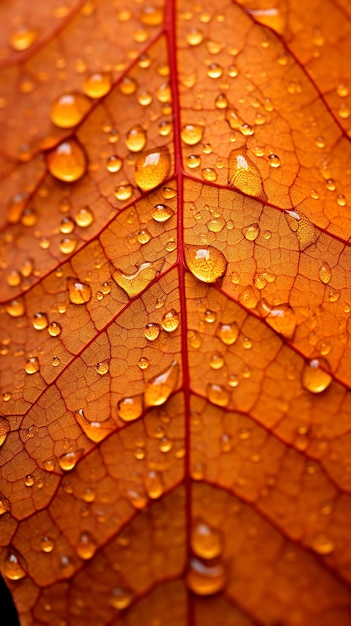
[118,394,143,422]
[185,245,227,283]
[134,147,171,191]
[33,312,49,331]
[285,210,317,251]
[181,124,204,145]
[47,140,87,182]
[302,358,332,394]
[0,417,10,447]
[67,277,92,304]
[207,384,230,407]
[58,449,84,471]
[144,361,179,407]
[75,409,114,443]
[83,72,111,98]
[25,356,40,375]
[216,321,239,345]
[161,309,179,332]
[145,470,164,499]
[152,203,174,222]
[76,531,97,560]
[260,300,296,339]
[228,149,263,198]
[125,125,146,152]
[192,520,223,559]
[144,323,161,341]
[4,550,26,580]
[186,557,225,596]
[51,93,90,128]
[113,262,157,298]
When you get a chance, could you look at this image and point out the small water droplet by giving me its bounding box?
[207,63,223,78]
[204,309,216,323]
[58,449,84,471]
[181,124,204,145]
[144,323,161,341]
[47,140,86,182]
[216,321,239,345]
[152,203,174,222]
[260,300,296,339]
[76,531,97,560]
[134,147,171,191]
[33,312,48,331]
[185,245,227,283]
[242,223,260,241]
[67,277,92,304]
[113,262,157,298]
[144,361,179,407]
[6,299,25,318]
[228,149,263,198]
[95,361,109,375]
[51,93,90,128]
[192,521,223,559]
[110,586,133,610]
[4,550,26,581]
[268,154,281,168]
[126,125,146,152]
[138,356,149,369]
[117,394,143,422]
[0,417,10,447]
[161,309,179,332]
[41,536,55,553]
[10,24,37,51]
[311,533,335,555]
[239,286,259,309]
[137,229,151,244]
[115,183,133,201]
[285,211,317,251]
[209,353,224,369]
[186,28,204,46]
[48,322,62,337]
[186,557,225,596]
[201,167,217,182]
[145,470,164,499]
[186,154,201,168]
[207,384,230,407]
[302,358,332,394]
[106,155,122,173]
[60,237,78,255]
[319,262,331,284]
[75,207,94,228]
[83,72,111,98]
[189,330,202,349]
[25,357,39,375]
[52,356,60,367]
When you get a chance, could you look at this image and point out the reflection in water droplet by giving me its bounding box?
[83,72,111,98]
[25,356,40,375]
[144,361,179,407]
[118,394,143,422]
[67,277,92,305]
[113,262,157,298]
[181,124,204,145]
[186,557,225,596]
[75,408,113,443]
[126,125,146,152]
[58,449,83,471]
[137,229,151,244]
[33,312,49,330]
[161,309,179,332]
[145,470,164,499]
[192,521,223,559]
[185,245,227,283]
[110,586,133,610]
[216,321,239,345]
[51,93,90,128]
[260,300,296,339]
[207,384,230,407]
[76,532,97,560]
[228,149,263,198]
[0,417,10,447]
[47,140,87,182]
[302,358,332,394]
[4,551,26,581]
[319,262,331,284]
[134,147,171,191]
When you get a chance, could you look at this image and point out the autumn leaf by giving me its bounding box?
[1,0,351,624]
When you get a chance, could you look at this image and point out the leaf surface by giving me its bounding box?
[1,1,351,625]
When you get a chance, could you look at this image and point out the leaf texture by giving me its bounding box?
[1,0,351,625]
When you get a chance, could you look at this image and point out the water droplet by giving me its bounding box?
[138,356,149,369]
[216,321,239,345]
[186,154,201,168]
[51,93,90,128]
[52,356,60,367]
[302,358,332,394]
[75,207,94,228]
[319,262,331,284]
[144,361,179,407]
[41,536,55,553]
[260,300,296,339]
[4,551,26,581]
[204,309,216,323]
[67,277,92,304]
[145,470,164,499]
[60,237,78,255]
[10,25,37,51]
[134,147,171,192]
[48,322,62,337]
[106,155,122,173]
[161,309,179,332]
[75,409,113,443]
[228,149,263,198]
[7,270,21,287]
[201,168,217,182]
[186,29,204,46]
[59,555,75,578]
[215,93,228,109]
[47,140,86,182]
[119,76,137,95]
[189,330,202,349]
[95,361,109,375]
[239,286,259,309]
[137,229,151,244]
[207,63,223,79]
[113,262,157,298]
[60,217,75,235]
[76,531,97,560]
[181,124,204,145]
[285,210,317,251]
[207,384,230,407]
[192,521,223,559]
[110,586,133,610]
[126,125,146,152]
[25,357,39,375]
[118,394,143,422]
[242,223,260,241]
[152,203,174,222]
[33,312,48,331]
[58,449,84,471]
[186,557,225,596]
[6,299,25,318]
[83,72,111,98]
[209,353,224,370]
[207,217,225,232]
[185,245,227,283]
[144,323,161,341]
[311,533,335,555]
[0,417,10,447]
[115,183,133,201]
[268,154,281,168]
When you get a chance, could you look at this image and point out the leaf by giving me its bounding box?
[1,0,351,624]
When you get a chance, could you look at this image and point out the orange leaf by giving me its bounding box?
[1,0,351,624]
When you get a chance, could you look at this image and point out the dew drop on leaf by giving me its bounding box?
[33,312,49,331]
[60,237,78,254]
[209,353,224,370]
[260,300,297,339]
[144,323,161,341]
[113,262,157,298]
[206,384,230,407]
[110,586,133,610]
[268,154,281,168]
[216,321,239,346]
[134,147,171,191]
[125,124,147,152]
[75,207,94,228]
[186,557,225,596]
[192,521,223,559]
[0,416,10,447]
[75,409,113,443]
[106,155,122,173]
[9,25,37,51]
[67,277,92,304]
[319,262,332,284]
[152,203,174,222]
[185,245,227,283]
[161,309,179,332]
[145,470,164,499]
[302,358,332,394]
[41,536,55,553]
[181,124,204,145]
[25,356,40,375]
[83,72,111,98]
[76,531,97,560]
[117,394,143,422]
[48,321,62,337]
[47,140,87,182]
[242,223,260,241]
[228,149,263,197]
[311,533,335,555]
[50,93,90,128]
[58,449,84,471]
[285,210,317,251]
[6,299,25,318]
[144,361,179,407]
[3,550,26,581]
